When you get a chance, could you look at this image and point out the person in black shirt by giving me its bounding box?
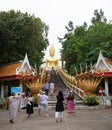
[55,91,64,123]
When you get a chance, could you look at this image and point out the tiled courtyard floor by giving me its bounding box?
[0,107,112,130]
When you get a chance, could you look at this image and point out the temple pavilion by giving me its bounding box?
[94,51,112,96]
[0,51,112,106]
[0,54,34,105]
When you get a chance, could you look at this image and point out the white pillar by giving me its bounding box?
[104,77,109,96]
[1,81,4,99]
[19,79,23,96]
[105,81,109,96]
[19,80,22,87]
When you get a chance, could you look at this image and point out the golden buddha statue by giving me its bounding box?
[45,45,59,70]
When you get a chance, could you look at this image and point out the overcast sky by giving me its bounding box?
[0,0,112,59]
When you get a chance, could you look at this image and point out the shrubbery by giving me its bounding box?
[83,94,99,106]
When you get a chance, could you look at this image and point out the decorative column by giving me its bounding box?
[19,79,23,96]
[1,81,4,99]
[19,79,23,87]
[104,77,109,96]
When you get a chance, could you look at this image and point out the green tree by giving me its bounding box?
[60,9,112,75]
[0,10,49,68]
[91,9,107,24]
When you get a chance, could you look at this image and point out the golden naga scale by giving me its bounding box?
[59,64,103,93]
[23,69,50,94]
[75,65,103,93]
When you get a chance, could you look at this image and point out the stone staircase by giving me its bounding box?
[48,70,83,109]
[47,70,107,110]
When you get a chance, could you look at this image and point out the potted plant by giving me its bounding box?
[83,94,99,106]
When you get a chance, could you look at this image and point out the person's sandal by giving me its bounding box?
[60,118,62,122]
[56,120,58,123]
[10,120,14,123]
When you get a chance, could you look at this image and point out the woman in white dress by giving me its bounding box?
[40,91,49,116]
[8,93,21,123]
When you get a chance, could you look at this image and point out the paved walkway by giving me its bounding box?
[0,107,112,130]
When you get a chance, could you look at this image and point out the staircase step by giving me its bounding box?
[48,70,83,108]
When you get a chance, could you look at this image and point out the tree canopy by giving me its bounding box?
[0,10,49,69]
[59,9,112,75]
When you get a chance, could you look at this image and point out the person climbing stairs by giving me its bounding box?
[48,70,82,108]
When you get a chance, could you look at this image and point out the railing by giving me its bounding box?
[57,68,85,99]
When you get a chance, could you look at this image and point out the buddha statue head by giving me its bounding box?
[49,45,55,57]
